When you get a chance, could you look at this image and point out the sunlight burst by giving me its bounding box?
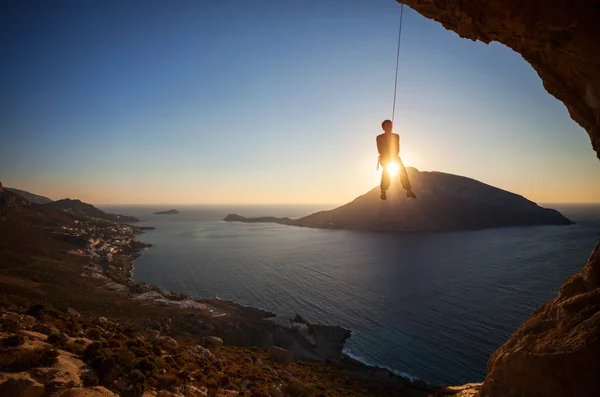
[386,161,399,177]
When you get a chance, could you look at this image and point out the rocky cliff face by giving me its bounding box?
[398,0,600,160]
[478,242,600,397]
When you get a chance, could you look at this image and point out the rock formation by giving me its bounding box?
[225,168,572,232]
[475,243,600,397]
[397,0,600,160]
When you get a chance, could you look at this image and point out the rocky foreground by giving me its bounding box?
[0,303,427,397]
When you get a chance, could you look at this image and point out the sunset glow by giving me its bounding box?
[1,1,599,205]
[386,161,400,177]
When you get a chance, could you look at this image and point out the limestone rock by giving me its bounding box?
[19,330,49,341]
[54,386,118,397]
[155,336,178,350]
[431,383,482,397]
[268,346,294,364]
[31,324,58,336]
[190,345,215,360]
[181,384,207,397]
[64,307,81,317]
[0,373,45,397]
[200,336,223,349]
[478,242,600,397]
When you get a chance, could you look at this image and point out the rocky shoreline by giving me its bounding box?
[68,218,433,391]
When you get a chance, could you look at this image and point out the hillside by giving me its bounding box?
[6,188,53,204]
[45,198,139,223]
[225,168,573,232]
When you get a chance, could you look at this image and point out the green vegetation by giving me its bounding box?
[1,334,25,347]
[0,346,59,372]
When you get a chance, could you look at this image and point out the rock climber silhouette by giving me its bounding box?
[376,120,416,200]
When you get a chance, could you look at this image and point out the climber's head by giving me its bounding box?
[381,119,393,133]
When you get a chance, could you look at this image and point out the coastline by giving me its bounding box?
[121,223,434,391]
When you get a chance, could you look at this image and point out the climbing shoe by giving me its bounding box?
[380,190,387,200]
[406,190,417,199]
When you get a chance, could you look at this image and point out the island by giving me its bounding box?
[153,209,180,215]
[224,168,573,232]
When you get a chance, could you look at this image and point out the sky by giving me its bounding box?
[1,0,599,205]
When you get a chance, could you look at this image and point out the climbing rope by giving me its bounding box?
[377,3,406,172]
[391,3,405,124]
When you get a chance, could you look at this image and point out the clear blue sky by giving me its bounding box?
[1,0,598,204]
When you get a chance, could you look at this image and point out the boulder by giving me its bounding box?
[190,345,215,360]
[268,346,294,365]
[155,336,178,350]
[199,336,223,349]
[31,324,58,336]
[0,373,45,397]
[181,384,207,397]
[64,307,81,317]
[19,330,49,341]
[54,386,118,396]
[432,383,482,397]
[146,329,160,343]
[479,243,600,397]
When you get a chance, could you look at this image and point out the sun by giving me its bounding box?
[386,161,400,177]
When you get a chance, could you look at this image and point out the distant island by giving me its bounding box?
[154,209,180,215]
[45,198,140,223]
[224,168,573,232]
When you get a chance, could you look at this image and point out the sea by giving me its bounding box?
[101,203,599,386]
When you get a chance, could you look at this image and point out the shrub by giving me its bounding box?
[157,373,181,389]
[47,333,68,347]
[250,386,271,397]
[64,341,86,355]
[124,369,146,397]
[2,334,25,347]
[26,304,63,319]
[90,350,119,385]
[0,346,59,372]
[132,356,159,376]
[85,327,103,340]
[83,341,103,361]
[0,294,30,310]
[283,381,315,397]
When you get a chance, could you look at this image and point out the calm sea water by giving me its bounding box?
[102,204,599,386]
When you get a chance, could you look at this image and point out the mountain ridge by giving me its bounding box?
[6,187,53,204]
[45,198,139,223]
